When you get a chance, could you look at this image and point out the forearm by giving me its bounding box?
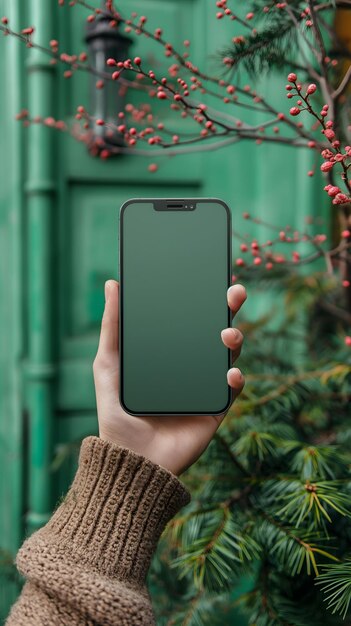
[6,436,191,626]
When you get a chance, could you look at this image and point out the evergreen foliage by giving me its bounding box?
[219,0,336,76]
[148,270,351,625]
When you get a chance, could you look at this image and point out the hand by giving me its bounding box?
[93,280,246,476]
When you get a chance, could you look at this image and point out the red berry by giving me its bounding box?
[345,336,351,347]
[288,72,297,82]
[342,230,350,238]
[96,80,104,89]
[343,280,350,287]
[306,83,317,95]
[134,56,142,65]
[22,26,34,35]
[320,161,334,172]
[44,117,55,127]
[107,58,116,66]
[112,71,120,80]
[1,16,8,24]
[236,258,245,266]
[290,106,300,116]
[157,91,167,99]
[240,243,248,252]
[333,193,349,205]
[324,128,335,140]
[327,186,340,197]
[96,119,105,126]
[315,234,327,243]
[148,163,158,173]
[243,212,250,219]
[254,257,262,265]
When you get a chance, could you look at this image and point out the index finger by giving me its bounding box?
[227,284,247,315]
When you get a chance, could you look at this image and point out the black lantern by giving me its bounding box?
[85,12,132,152]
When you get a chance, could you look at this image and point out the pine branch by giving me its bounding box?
[221,23,299,77]
[262,478,351,528]
[171,508,260,592]
[317,559,351,619]
[255,516,339,576]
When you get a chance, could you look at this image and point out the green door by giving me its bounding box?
[0,0,326,622]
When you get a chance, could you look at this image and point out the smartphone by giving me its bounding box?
[119,198,232,416]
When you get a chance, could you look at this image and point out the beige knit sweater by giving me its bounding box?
[5,436,191,626]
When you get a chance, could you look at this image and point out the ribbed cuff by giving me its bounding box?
[44,436,191,585]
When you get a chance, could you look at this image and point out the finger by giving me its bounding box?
[209,366,245,427]
[227,284,247,318]
[227,367,245,398]
[221,327,243,362]
[96,279,119,359]
[221,327,244,363]
[221,327,243,351]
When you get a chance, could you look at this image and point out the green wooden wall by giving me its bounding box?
[0,0,327,622]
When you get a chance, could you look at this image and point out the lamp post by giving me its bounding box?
[85,13,132,153]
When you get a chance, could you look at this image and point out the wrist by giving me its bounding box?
[19,436,191,586]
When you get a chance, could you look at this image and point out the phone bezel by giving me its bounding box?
[118,197,233,417]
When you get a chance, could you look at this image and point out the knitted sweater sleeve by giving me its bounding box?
[5,436,191,626]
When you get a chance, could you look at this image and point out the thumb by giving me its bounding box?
[96,279,119,359]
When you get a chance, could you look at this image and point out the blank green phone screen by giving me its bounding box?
[120,199,231,415]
